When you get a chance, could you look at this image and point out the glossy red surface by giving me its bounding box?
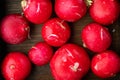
[81,23,112,53]
[21,0,52,24]
[1,52,31,80]
[28,42,53,66]
[50,44,90,80]
[41,18,71,47]
[89,0,119,25]
[1,14,30,44]
[91,50,120,78]
[55,0,87,22]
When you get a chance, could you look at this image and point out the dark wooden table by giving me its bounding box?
[1,0,120,80]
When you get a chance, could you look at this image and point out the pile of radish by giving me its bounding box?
[0,0,120,80]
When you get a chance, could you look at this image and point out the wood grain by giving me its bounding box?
[1,0,120,80]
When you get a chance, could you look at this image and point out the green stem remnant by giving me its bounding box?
[85,0,93,7]
[21,0,27,9]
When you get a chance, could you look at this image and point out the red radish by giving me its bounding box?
[0,14,30,44]
[21,0,52,24]
[50,43,90,80]
[1,52,31,80]
[41,18,71,47]
[81,23,112,53]
[89,0,119,25]
[55,0,87,22]
[28,42,53,66]
[91,50,120,78]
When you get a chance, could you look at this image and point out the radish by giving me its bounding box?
[28,42,53,66]
[55,0,87,22]
[91,50,120,78]
[21,0,52,24]
[1,52,31,80]
[0,14,30,44]
[81,23,112,53]
[50,43,90,80]
[41,18,71,47]
[89,0,119,25]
